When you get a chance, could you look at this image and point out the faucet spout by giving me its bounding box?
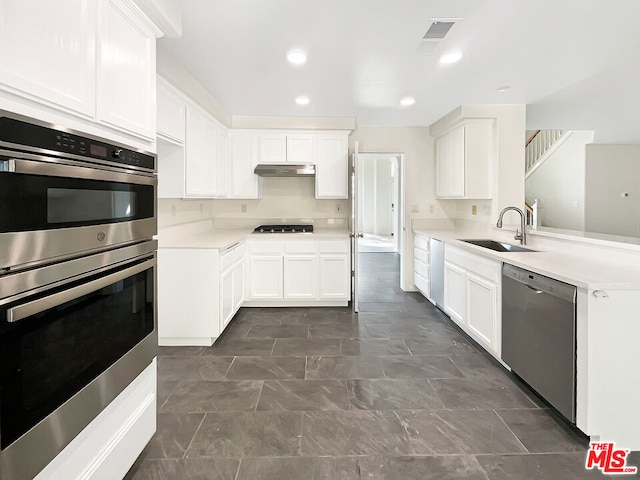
[496,206,527,245]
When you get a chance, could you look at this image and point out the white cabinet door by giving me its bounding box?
[185,106,216,197]
[286,135,314,163]
[97,0,156,139]
[444,261,466,326]
[436,126,465,198]
[216,126,229,197]
[229,132,260,198]
[249,255,283,299]
[319,255,349,299]
[284,255,318,299]
[220,266,234,329]
[315,135,348,199]
[157,140,185,198]
[0,0,96,117]
[233,259,245,310]
[157,79,185,143]
[259,134,287,163]
[466,272,498,353]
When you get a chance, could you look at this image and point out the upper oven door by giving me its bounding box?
[0,152,157,271]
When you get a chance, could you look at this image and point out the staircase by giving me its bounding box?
[525,129,566,176]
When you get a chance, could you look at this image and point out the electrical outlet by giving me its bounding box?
[411,204,419,213]
[428,204,435,214]
[241,204,247,213]
[335,204,342,213]
[471,205,477,215]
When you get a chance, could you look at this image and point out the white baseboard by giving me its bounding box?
[158,337,214,346]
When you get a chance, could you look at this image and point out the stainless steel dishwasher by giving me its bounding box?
[502,264,577,422]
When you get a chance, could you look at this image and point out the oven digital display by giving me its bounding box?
[90,144,107,157]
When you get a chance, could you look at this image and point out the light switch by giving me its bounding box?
[411,205,419,213]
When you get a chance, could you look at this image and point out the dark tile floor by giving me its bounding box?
[126,253,632,480]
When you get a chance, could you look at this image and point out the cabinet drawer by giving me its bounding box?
[414,247,428,264]
[319,239,350,254]
[285,241,318,254]
[414,259,428,279]
[445,245,500,283]
[221,242,246,270]
[414,236,429,250]
[250,240,284,254]
[414,272,428,294]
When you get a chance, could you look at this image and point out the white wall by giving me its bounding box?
[525,130,594,231]
[349,126,449,291]
[358,154,396,235]
[159,177,350,229]
[585,144,640,237]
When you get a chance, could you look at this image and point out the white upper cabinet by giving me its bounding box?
[286,134,314,163]
[259,134,287,163]
[157,78,185,144]
[185,106,216,197]
[229,132,260,199]
[97,0,157,140]
[315,134,349,199]
[435,120,493,199]
[215,126,229,197]
[0,0,96,117]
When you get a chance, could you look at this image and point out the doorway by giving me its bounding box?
[355,152,404,308]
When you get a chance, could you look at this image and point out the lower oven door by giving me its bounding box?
[0,252,157,480]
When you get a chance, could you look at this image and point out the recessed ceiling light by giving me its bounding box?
[400,97,416,106]
[287,49,307,66]
[496,85,512,92]
[439,50,462,64]
[295,96,310,105]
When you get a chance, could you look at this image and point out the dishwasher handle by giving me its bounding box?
[502,264,576,303]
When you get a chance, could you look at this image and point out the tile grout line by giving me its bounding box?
[223,357,237,378]
[182,412,207,459]
[493,409,531,454]
[254,380,265,411]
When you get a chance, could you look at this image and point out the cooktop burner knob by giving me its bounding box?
[292,228,296,232]
[302,228,306,232]
[270,228,275,233]
[260,228,264,232]
[281,228,285,232]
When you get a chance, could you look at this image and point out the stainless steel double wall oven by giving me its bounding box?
[0,111,158,480]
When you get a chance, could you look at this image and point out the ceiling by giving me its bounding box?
[160,0,640,141]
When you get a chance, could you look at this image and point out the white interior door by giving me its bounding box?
[351,142,360,312]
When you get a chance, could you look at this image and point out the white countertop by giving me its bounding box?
[414,229,640,290]
[159,226,350,251]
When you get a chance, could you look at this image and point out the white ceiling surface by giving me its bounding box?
[160,0,640,141]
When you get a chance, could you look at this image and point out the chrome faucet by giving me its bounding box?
[496,206,527,245]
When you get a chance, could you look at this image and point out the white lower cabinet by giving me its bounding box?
[246,237,349,306]
[465,272,497,348]
[319,255,350,299]
[443,245,501,357]
[444,261,466,327]
[413,234,430,299]
[249,255,284,299]
[284,255,318,299]
[158,242,245,346]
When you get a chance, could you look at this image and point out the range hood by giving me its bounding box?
[254,164,315,177]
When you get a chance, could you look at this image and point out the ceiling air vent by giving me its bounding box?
[423,20,456,40]
[415,18,461,55]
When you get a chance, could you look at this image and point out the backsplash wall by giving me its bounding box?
[159,177,350,229]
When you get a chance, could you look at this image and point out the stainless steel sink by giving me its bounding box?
[459,239,537,253]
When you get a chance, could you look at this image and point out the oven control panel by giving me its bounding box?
[0,115,155,171]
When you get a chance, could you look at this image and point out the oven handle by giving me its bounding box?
[1,157,156,186]
[6,258,155,323]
